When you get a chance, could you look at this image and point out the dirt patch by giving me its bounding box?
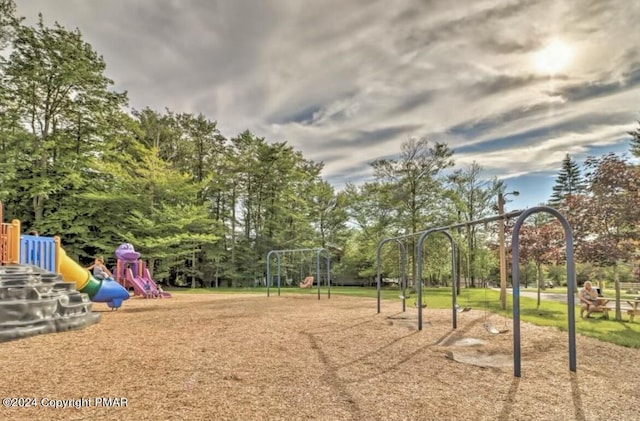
[0,293,638,421]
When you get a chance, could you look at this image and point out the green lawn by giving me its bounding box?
[168,286,640,348]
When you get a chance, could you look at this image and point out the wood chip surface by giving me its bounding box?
[0,293,638,421]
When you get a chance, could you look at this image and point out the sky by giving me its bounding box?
[12,0,640,211]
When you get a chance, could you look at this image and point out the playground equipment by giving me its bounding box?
[376,238,408,312]
[0,202,125,341]
[299,276,314,288]
[0,207,129,309]
[413,210,523,331]
[455,304,472,313]
[481,287,508,334]
[114,243,171,298]
[0,265,101,342]
[376,232,457,324]
[511,206,577,378]
[266,248,331,300]
[407,205,577,378]
[416,211,523,333]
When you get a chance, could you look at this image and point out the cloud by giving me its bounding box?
[12,0,640,208]
[325,124,424,150]
[456,122,637,179]
[455,111,637,155]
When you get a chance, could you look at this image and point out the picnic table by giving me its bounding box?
[625,298,640,322]
[590,297,640,322]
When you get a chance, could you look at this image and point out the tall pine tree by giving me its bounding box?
[549,154,586,206]
[629,122,640,158]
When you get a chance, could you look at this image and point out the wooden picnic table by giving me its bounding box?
[590,297,640,322]
[625,298,640,322]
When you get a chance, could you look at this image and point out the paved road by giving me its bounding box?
[511,289,571,303]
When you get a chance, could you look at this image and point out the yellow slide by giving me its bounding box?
[57,247,129,309]
[57,247,93,292]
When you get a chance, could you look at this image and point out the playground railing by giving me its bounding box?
[0,203,69,276]
[20,234,57,273]
[0,219,21,265]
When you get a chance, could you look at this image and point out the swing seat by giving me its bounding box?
[299,276,314,288]
[485,322,508,334]
[455,304,471,313]
[414,301,427,308]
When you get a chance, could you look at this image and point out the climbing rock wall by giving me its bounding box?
[0,265,100,342]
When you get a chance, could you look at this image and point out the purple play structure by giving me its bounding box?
[114,243,171,298]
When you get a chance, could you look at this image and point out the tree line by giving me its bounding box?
[1,3,639,296]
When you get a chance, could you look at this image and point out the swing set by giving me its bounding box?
[266,248,331,300]
[376,229,473,328]
[408,205,579,378]
[377,211,524,335]
[376,230,465,329]
[376,214,522,333]
[412,212,526,332]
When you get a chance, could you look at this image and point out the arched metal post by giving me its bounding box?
[265,249,287,297]
[511,206,576,378]
[376,238,407,314]
[399,241,406,313]
[266,250,275,297]
[322,248,331,299]
[416,229,457,331]
[276,253,281,296]
[313,248,332,300]
[450,231,458,329]
[315,249,321,300]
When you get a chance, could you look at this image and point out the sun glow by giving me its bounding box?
[534,39,573,75]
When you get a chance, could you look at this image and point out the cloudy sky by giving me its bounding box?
[13,0,640,209]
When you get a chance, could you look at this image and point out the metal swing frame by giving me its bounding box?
[376,230,458,327]
[408,206,577,378]
[375,238,408,312]
[266,248,331,300]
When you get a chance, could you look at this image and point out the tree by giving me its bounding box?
[216,131,328,286]
[447,162,502,287]
[572,153,640,320]
[308,180,343,249]
[342,181,399,284]
[549,153,586,207]
[629,121,640,158]
[132,108,229,285]
[0,15,127,224]
[0,0,19,48]
[371,137,454,282]
[518,218,564,308]
[85,143,220,284]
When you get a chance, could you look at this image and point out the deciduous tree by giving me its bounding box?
[372,137,454,282]
[572,153,640,320]
[0,15,127,224]
[518,218,564,308]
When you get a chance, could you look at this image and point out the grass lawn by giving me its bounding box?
[168,285,640,348]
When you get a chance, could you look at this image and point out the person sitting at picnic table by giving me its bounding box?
[87,256,113,281]
[579,281,602,318]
